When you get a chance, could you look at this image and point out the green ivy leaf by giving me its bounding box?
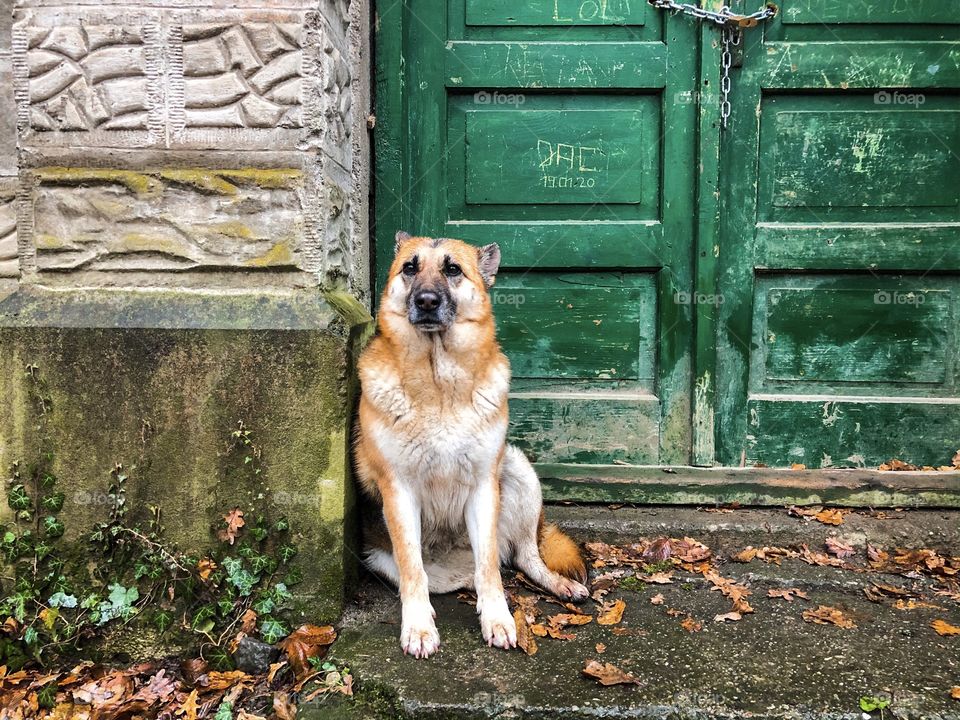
[250,527,268,542]
[283,566,304,587]
[41,492,65,512]
[191,604,216,631]
[22,626,38,647]
[860,697,891,713]
[213,701,234,720]
[207,645,235,672]
[222,557,259,597]
[278,545,298,564]
[275,518,290,532]
[153,609,174,634]
[259,617,289,645]
[42,516,64,539]
[36,682,57,709]
[7,485,30,512]
[252,596,275,616]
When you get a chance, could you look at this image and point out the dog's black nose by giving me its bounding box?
[414,290,441,311]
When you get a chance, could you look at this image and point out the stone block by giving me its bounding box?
[24,166,309,274]
[0,178,15,278]
[0,287,371,620]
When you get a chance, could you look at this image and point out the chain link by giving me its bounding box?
[648,0,777,130]
[648,0,777,28]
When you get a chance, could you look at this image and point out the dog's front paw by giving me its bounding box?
[479,598,517,650]
[401,603,440,658]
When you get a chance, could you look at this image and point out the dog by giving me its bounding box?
[353,231,589,658]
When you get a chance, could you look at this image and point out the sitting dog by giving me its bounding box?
[353,231,589,658]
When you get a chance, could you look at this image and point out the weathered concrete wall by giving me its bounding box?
[0,288,370,621]
[3,0,370,302]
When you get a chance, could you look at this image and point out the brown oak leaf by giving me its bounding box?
[218,509,245,545]
[802,605,856,629]
[582,660,642,686]
[278,624,337,677]
[932,619,960,637]
[597,599,626,626]
[767,588,809,602]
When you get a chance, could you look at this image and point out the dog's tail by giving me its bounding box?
[538,520,587,584]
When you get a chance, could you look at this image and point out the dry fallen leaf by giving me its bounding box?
[894,599,943,611]
[278,625,337,677]
[177,689,199,720]
[218,508,245,545]
[767,588,809,602]
[650,593,664,605]
[814,508,847,526]
[597,599,626,626]
[802,605,857,629]
[952,449,960,469]
[714,612,742,623]
[582,660,642,687]
[733,547,757,563]
[951,686,960,700]
[703,570,754,614]
[272,691,297,720]
[595,643,606,654]
[932,619,960,637]
[680,617,702,632]
[791,463,807,471]
[879,458,920,471]
[513,607,538,656]
[825,537,856,559]
[197,558,217,581]
[644,572,674,585]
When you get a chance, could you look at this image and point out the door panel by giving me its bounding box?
[717,2,960,468]
[376,0,698,466]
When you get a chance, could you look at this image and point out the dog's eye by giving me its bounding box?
[444,263,462,277]
[401,262,417,277]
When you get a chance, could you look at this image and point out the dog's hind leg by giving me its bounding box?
[498,446,589,601]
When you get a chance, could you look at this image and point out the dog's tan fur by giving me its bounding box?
[353,232,587,658]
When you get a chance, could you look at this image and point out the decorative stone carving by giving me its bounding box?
[181,23,302,130]
[0,182,16,278]
[30,168,305,273]
[8,1,368,298]
[25,24,150,132]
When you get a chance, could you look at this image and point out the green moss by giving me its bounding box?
[159,170,238,196]
[35,168,161,196]
[218,168,302,190]
[244,242,294,267]
[206,221,257,240]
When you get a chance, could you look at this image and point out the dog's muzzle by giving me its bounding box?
[408,289,453,331]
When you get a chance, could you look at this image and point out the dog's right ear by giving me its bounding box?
[394,230,412,254]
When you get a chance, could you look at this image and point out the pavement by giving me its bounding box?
[303,506,960,719]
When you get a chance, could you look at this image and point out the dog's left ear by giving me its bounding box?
[477,243,501,288]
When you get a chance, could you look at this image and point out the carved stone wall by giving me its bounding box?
[1,1,17,282]
[5,0,370,302]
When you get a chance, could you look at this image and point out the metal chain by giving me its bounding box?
[648,0,777,28]
[720,26,736,129]
[649,0,777,130]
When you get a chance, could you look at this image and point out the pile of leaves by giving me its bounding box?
[0,623,348,719]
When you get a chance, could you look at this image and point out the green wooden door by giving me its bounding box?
[376,0,700,468]
[715,1,960,468]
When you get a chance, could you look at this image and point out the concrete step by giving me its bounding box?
[304,506,960,720]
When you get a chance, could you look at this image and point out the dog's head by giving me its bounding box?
[381,231,501,333]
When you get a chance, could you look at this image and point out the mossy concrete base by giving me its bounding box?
[0,287,371,626]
